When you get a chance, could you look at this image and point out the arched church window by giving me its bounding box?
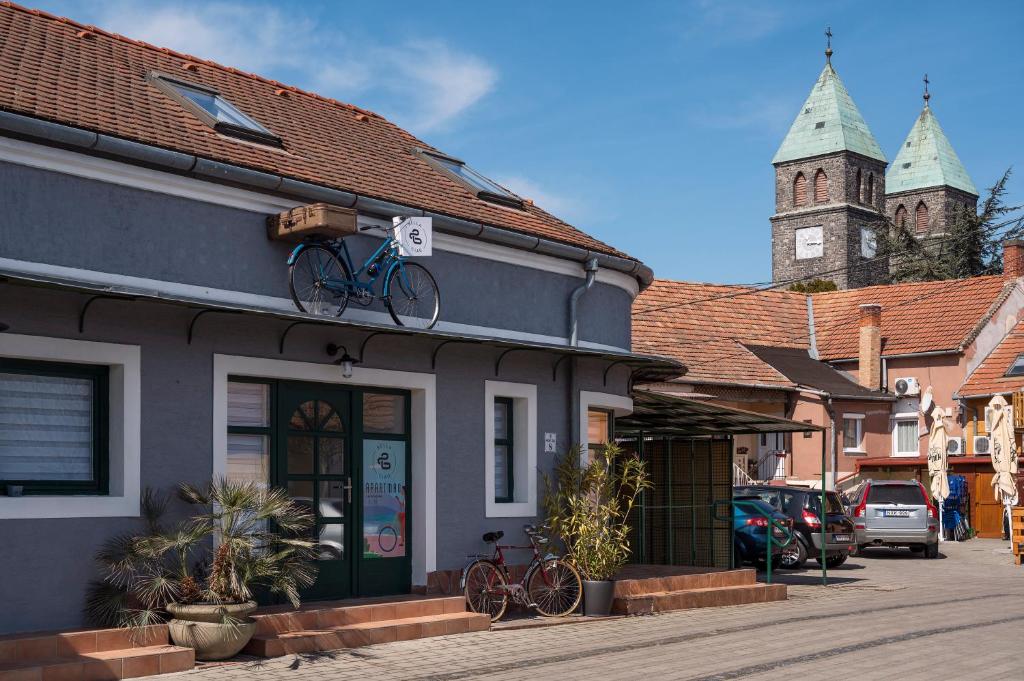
[793,173,807,207]
[895,205,908,229]
[855,168,862,203]
[915,201,929,234]
[865,173,874,205]
[814,169,828,203]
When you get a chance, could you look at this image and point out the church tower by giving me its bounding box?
[770,36,888,290]
[885,78,978,241]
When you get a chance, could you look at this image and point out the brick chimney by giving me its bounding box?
[858,304,882,390]
[1004,240,1024,279]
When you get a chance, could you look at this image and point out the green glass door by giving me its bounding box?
[276,383,352,601]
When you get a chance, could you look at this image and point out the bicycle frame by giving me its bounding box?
[461,536,562,600]
[286,225,413,301]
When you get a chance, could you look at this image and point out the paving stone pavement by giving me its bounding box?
[163,539,1024,680]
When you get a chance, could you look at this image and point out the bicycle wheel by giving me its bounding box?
[526,558,582,617]
[463,560,508,622]
[385,262,440,329]
[289,244,352,317]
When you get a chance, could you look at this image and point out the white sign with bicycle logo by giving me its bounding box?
[393,216,432,257]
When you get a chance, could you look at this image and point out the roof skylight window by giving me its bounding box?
[148,72,281,146]
[1005,354,1024,377]
[418,150,522,208]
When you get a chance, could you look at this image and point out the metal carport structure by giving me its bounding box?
[616,390,831,584]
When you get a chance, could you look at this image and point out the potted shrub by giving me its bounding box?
[86,480,317,660]
[543,443,650,616]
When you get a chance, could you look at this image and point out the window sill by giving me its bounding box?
[891,453,921,458]
[486,500,536,518]
[0,493,138,519]
[843,449,867,455]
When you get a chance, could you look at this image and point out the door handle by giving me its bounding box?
[343,476,353,504]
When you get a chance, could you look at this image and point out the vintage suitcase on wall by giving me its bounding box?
[267,203,358,242]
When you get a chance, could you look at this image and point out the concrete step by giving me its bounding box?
[612,583,787,615]
[0,643,194,680]
[252,595,466,636]
[245,612,490,658]
[612,568,757,599]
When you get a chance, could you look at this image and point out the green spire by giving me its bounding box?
[885,96,977,196]
[772,63,886,165]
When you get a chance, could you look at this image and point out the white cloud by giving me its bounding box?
[73,1,496,132]
[493,174,583,221]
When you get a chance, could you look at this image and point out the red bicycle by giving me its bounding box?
[461,524,582,621]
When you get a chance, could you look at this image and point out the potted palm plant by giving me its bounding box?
[86,480,317,660]
[542,443,650,616]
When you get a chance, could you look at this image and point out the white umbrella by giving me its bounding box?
[926,404,950,541]
[986,395,1019,536]
[926,404,950,502]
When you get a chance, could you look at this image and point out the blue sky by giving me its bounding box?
[34,0,1024,283]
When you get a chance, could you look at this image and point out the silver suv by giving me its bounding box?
[846,479,939,558]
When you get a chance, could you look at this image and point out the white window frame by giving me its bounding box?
[842,413,865,454]
[0,333,141,519]
[891,412,921,457]
[579,391,634,465]
[484,381,537,518]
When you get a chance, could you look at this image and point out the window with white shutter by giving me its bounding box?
[227,381,270,487]
[0,359,108,494]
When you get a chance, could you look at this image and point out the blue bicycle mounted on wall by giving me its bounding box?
[287,219,441,330]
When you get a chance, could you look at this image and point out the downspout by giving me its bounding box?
[569,258,599,347]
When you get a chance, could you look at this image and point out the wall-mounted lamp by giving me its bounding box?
[326,343,361,378]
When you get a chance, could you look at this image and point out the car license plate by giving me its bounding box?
[833,534,851,542]
[884,510,911,517]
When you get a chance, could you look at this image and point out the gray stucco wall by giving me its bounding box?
[0,161,632,349]
[0,286,629,634]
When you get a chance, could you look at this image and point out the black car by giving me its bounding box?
[734,486,856,569]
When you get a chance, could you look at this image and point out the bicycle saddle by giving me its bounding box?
[482,530,504,543]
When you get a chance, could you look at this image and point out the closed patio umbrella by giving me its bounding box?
[986,396,1019,535]
[926,404,950,540]
[927,404,950,502]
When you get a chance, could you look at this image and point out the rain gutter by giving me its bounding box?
[0,110,654,289]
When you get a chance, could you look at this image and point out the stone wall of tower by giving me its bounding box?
[771,152,888,289]
[885,186,979,237]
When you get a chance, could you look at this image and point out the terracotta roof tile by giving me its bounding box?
[812,276,1013,360]
[632,280,808,387]
[959,318,1024,397]
[0,2,630,259]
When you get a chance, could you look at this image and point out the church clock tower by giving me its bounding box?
[770,35,888,290]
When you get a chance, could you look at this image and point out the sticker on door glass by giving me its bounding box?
[363,439,406,558]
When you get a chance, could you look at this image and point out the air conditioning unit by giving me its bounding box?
[893,377,921,397]
[946,437,964,457]
[973,435,992,456]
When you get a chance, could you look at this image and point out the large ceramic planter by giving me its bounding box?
[582,579,615,616]
[166,601,258,661]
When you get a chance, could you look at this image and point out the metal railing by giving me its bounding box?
[732,463,757,486]
[713,499,794,585]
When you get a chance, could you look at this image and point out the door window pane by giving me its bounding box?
[0,372,95,481]
[318,523,344,560]
[287,435,314,473]
[227,434,268,486]
[317,401,344,432]
[287,480,314,512]
[319,438,345,475]
[290,401,315,430]
[227,382,269,427]
[363,439,407,558]
[364,393,406,434]
[319,480,347,518]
